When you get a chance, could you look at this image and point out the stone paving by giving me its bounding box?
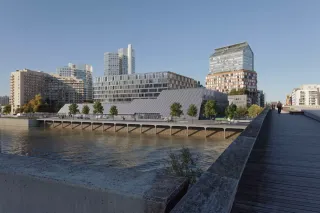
[231,111,320,212]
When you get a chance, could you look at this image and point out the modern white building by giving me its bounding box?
[291,84,320,106]
[104,44,135,76]
[57,63,93,101]
[94,71,198,103]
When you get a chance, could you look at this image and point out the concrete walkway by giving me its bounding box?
[232,111,320,212]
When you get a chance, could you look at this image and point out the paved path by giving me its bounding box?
[231,111,320,213]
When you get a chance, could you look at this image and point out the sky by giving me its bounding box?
[0,0,320,102]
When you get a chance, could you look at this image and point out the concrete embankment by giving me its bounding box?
[171,108,270,213]
[0,118,39,127]
[0,153,188,213]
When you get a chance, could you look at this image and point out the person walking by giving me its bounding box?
[277,101,282,114]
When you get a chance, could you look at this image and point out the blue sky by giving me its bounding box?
[0,0,319,102]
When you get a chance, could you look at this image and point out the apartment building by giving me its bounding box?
[10,69,85,113]
[0,96,9,106]
[57,63,93,101]
[291,84,320,106]
[93,71,197,103]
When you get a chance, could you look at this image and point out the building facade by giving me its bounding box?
[206,42,258,104]
[57,63,93,101]
[94,71,197,103]
[257,90,265,107]
[209,42,254,74]
[0,96,9,106]
[291,85,320,106]
[10,69,85,113]
[104,44,135,76]
[228,95,251,108]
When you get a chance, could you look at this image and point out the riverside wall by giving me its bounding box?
[0,118,40,128]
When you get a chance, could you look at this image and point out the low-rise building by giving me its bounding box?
[94,71,198,103]
[228,95,251,108]
[60,88,228,120]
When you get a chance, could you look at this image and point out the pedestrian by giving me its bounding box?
[277,101,282,114]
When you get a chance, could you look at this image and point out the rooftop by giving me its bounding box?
[210,42,250,57]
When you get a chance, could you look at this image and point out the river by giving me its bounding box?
[0,127,232,172]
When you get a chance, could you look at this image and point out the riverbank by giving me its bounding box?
[0,118,39,127]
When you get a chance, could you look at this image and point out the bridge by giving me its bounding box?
[172,109,320,213]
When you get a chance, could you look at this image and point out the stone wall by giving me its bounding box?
[0,153,188,213]
[0,118,40,127]
[171,108,270,213]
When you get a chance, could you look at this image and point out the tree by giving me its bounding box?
[68,103,79,115]
[204,100,217,119]
[235,106,248,118]
[3,105,11,114]
[229,88,249,95]
[23,103,33,113]
[225,104,237,120]
[109,105,118,120]
[170,102,183,119]
[93,101,104,114]
[33,94,43,112]
[187,104,198,124]
[82,105,90,115]
[248,104,263,118]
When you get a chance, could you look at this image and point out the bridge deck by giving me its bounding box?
[232,111,320,213]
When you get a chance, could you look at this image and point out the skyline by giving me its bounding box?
[1,0,320,102]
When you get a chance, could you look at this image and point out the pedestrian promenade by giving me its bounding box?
[232,110,320,212]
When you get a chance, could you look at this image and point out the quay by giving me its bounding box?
[37,118,247,139]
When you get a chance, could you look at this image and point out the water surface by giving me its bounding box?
[0,127,232,171]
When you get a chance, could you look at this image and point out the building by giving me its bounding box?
[257,90,265,107]
[0,96,9,106]
[228,95,251,108]
[104,44,135,76]
[291,84,320,106]
[60,88,228,120]
[94,71,198,103]
[285,95,292,106]
[10,69,86,113]
[206,42,257,104]
[57,63,93,101]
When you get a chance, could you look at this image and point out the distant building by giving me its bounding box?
[228,95,251,108]
[104,44,135,76]
[285,94,292,106]
[61,88,229,120]
[94,71,198,103]
[257,90,265,107]
[206,42,258,104]
[0,96,9,106]
[10,69,86,113]
[291,84,320,106]
[57,63,93,101]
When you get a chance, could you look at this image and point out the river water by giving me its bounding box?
[0,127,232,172]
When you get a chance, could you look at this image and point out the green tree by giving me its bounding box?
[23,103,33,113]
[170,102,183,119]
[248,104,263,118]
[235,106,248,118]
[225,104,237,120]
[82,105,90,115]
[166,147,202,184]
[3,105,11,114]
[229,88,249,95]
[93,101,104,114]
[68,103,79,115]
[109,105,118,120]
[204,100,217,119]
[187,104,198,124]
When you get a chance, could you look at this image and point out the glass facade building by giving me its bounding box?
[93,71,197,103]
[209,42,254,74]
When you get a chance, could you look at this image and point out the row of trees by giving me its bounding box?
[228,88,249,95]
[225,104,264,119]
[170,100,218,123]
[68,102,119,119]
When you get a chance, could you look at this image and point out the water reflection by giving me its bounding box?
[0,127,232,171]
